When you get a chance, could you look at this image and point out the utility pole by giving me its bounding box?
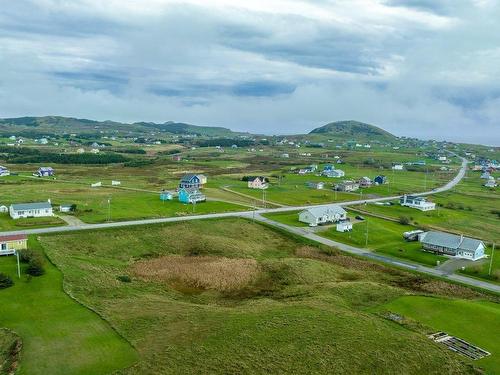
[253,200,256,221]
[107,197,111,222]
[16,251,21,279]
[489,243,496,276]
[365,219,369,247]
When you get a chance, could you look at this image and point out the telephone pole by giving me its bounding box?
[107,197,111,222]
[365,219,369,247]
[489,243,496,276]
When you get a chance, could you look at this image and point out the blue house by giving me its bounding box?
[374,175,387,185]
[323,164,334,171]
[178,187,206,204]
[160,191,173,201]
[179,174,207,189]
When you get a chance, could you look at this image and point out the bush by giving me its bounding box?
[0,273,14,289]
[26,258,45,276]
[18,249,35,263]
[117,275,132,283]
[399,216,411,225]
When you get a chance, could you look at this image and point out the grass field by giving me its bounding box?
[375,295,500,374]
[0,214,65,231]
[28,218,496,374]
[0,237,137,375]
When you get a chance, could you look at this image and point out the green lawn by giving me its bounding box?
[318,214,447,266]
[0,214,66,231]
[375,295,500,374]
[261,210,307,227]
[31,218,481,374]
[0,237,138,375]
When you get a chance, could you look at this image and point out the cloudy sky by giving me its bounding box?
[1,0,499,145]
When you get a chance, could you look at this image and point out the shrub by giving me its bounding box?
[0,273,14,289]
[26,258,45,276]
[117,275,132,283]
[399,216,411,225]
[18,249,35,263]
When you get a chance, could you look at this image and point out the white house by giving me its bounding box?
[0,166,10,177]
[322,169,345,178]
[484,178,497,188]
[392,164,404,170]
[299,205,347,227]
[112,180,121,186]
[418,231,486,261]
[336,221,353,232]
[247,176,268,189]
[91,182,102,187]
[0,205,8,213]
[59,204,74,213]
[400,195,436,211]
[9,201,53,219]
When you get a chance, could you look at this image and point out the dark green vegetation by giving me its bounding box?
[0,237,137,375]
[0,116,242,138]
[375,296,500,374]
[308,120,397,142]
[26,219,498,374]
[0,328,21,375]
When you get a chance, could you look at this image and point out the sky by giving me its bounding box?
[1,0,500,145]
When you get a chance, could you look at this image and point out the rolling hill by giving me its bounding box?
[307,120,397,142]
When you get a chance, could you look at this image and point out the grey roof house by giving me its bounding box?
[418,231,486,261]
[9,201,54,219]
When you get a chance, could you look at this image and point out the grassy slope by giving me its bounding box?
[34,219,488,374]
[0,237,137,375]
[376,296,500,374]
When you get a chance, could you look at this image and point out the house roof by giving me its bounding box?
[0,234,27,242]
[10,202,52,211]
[420,231,483,252]
[180,187,204,195]
[301,205,346,218]
[248,176,266,182]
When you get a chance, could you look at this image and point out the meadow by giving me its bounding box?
[11,218,492,374]
[0,237,137,375]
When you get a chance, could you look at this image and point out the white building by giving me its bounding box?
[400,195,436,211]
[419,231,486,261]
[336,221,353,232]
[392,164,404,170]
[9,201,53,219]
[0,166,10,177]
[247,176,268,189]
[299,205,347,227]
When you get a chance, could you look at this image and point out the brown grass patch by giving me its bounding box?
[131,256,259,292]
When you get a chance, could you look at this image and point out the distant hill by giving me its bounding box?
[308,120,397,141]
[0,116,242,138]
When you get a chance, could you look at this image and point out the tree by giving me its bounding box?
[0,273,14,289]
[26,258,45,276]
[399,216,411,225]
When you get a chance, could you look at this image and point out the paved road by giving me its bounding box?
[5,155,497,294]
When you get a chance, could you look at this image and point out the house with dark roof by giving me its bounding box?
[179,174,207,189]
[0,234,28,255]
[418,231,486,261]
[374,175,387,185]
[34,166,54,177]
[9,201,53,219]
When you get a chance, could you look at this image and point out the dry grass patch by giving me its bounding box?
[131,256,260,292]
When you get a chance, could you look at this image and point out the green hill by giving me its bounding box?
[308,120,397,141]
[0,116,242,137]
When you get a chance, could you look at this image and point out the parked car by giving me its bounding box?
[355,215,365,221]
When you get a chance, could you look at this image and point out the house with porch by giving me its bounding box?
[247,176,268,189]
[400,195,436,211]
[179,174,207,189]
[334,180,359,192]
[9,201,54,219]
[418,231,486,261]
[0,234,28,255]
[178,187,206,204]
[299,205,347,227]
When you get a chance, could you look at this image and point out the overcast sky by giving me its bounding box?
[1,0,500,145]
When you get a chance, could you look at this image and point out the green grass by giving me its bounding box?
[30,218,488,374]
[0,214,65,231]
[374,295,500,374]
[318,214,447,266]
[0,237,137,375]
[261,210,307,227]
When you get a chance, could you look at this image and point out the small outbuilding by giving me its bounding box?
[336,221,353,232]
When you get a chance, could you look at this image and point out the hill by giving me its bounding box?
[308,120,397,142]
[0,116,242,138]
